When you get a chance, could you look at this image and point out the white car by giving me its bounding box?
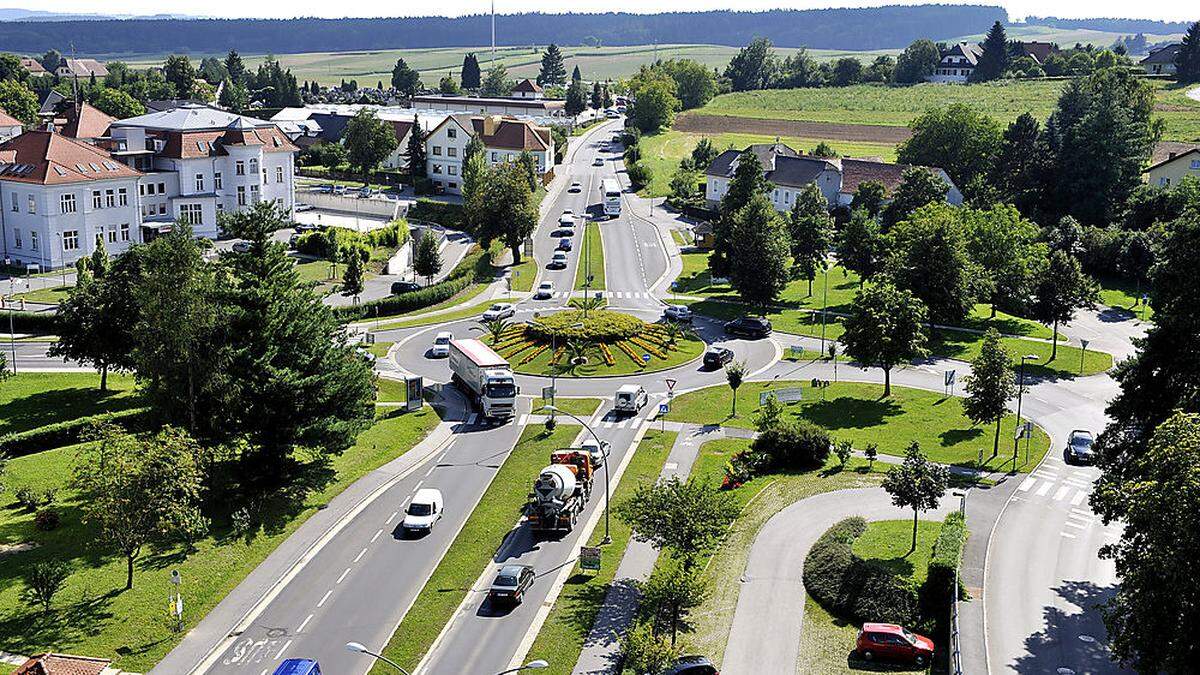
[430,331,452,357]
[548,251,569,270]
[402,488,443,534]
[663,305,693,322]
[558,213,576,229]
[569,180,583,193]
[534,282,555,299]
[593,156,604,166]
[580,439,610,468]
[482,303,516,321]
[614,384,648,415]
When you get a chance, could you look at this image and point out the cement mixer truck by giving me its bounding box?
[526,450,594,534]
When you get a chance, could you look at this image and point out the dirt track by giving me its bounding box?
[675,112,912,144]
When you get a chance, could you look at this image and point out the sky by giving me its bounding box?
[31,0,1200,22]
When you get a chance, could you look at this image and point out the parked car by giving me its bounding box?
[724,316,772,339]
[663,305,693,323]
[430,331,452,358]
[294,203,314,212]
[231,241,252,253]
[557,238,574,252]
[488,564,535,606]
[661,655,718,675]
[548,251,569,270]
[534,281,555,300]
[593,156,604,166]
[569,180,583,193]
[703,346,735,370]
[314,184,334,194]
[401,488,443,535]
[1064,429,1096,464]
[604,109,620,118]
[482,303,516,321]
[357,186,372,197]
[332,185,347,195]
[294,223,321,233]
[580,439,610,468]
[614,384,648,415]
[391,280,422,294]
[856,623,934,666]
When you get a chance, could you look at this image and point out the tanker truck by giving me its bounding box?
[448,338,518,422]
[526,450,594,534]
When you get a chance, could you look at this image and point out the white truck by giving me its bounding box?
[600,178,621,218]
[449,338,519,422]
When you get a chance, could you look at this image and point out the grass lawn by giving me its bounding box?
[371,424,579,673]
[12,286,72,305]
[1097,277,1153,321]
[679,437,890,665]
[0,407,441,671]
[852,519,941,586]
[639,130,898,198]
[0,372,141,437]
[533,397,603,418]
[524,429,677,675]
[574,222,606,291]
[294,258,340,284]
[667,381,1051,472]
[512,335,705,378]
[670,228,692,247]
[375,376,409,403]
[367,340,393,358]
[368,295,495,331]
[507,256,538,293]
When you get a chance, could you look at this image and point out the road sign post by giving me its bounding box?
[659,401,669,432]
[945,369,956,397]
[1079,339,1089,375]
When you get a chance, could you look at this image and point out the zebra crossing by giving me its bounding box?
[1015,468,1092,506]
[547,290,655,300]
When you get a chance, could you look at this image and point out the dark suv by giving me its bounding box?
[703,346,734,370]
[661,655,718,675]
[724,316,772,339]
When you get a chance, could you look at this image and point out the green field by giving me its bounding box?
[667,380,1050,472]
[640,131,899,197]
[574,222,606,291]
[11,285,72,305]
[0,407,440,671]
[696,79,1200,142]
[0,372,140,437]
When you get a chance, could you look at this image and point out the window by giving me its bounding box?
[448,182,457,189]
[107,228,117,244]
[139,183,145,196]
[249,159,258,176]
[447,147,457,157]
[250,184,260,203]
[433,146,442,156]
[157,182,165,194]
[30,230,38,250]
[237,186,246,206]
[214,172,222,190]
[491,151,497,162]
[91,190,103,209]
[27,195,35,213]
[448,165,458,176]
[447,127,457,139]
[118,188,128,206]
[195,174,205,192]
[60,193,76,214]
[276,166,284,183]
[105,189,115,208]
[62,230,78,251]
[433,164,442,174]
[236,161,245,176]
[120,223,130,241]
[179,203,203,225]
[13,229,21,248]
[262,167,267,182]
[158,203,167,215]
[10,193,17,212]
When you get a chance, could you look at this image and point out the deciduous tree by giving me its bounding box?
[886,203,978,325]
[712,150,771,278]
[475,163,538,264]
[837,208,884,283]
[964,328,1016,458]
[895,38,941,83]
[616,476,738,568]
[639,560,708,647]
[881,167,949,230]
[841,281,929,396]
[882,442,949,553]
[728,193,792,307]
[725,360,745,417]
[343,109,398,183]
[788,184,833,296]
[413,230,443,285]
[897,104,1002,198]
[1031,249,1098,360]
[163,54,196,99]
[390,58,421,98]
[724,37,779,91]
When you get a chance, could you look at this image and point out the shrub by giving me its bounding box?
[23,559,70,614]
[34,508,61,531]
[330,246,489,321]
[409,198,465,230]
[0,408,150,458]
[803,516,920,627]
[923,510,968,610]
[626,162,653,190]
[13,486,38,511]
[526,309,647,343]
[619,619,678,674]
[1,310,57,334]
[750,419,832,471]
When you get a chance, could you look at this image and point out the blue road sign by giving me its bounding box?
[642,353,651,363]
[659,402,670,415]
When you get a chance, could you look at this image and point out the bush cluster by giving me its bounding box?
[1,310,57,334]
[13,486,56,512]
[525,309,646,343]
[409,198,466,230]
[34,508,61,531]
[803,516,921,627]
[749,419,833,471]
[293,221,409,260]
[922,510,968,612]
[0,408,150,458]
[330,246,490,321]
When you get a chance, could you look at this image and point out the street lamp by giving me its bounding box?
[1012,354,1039,466]
[545,404,612,545]
[496,660,550,674]
[346,641,410,674]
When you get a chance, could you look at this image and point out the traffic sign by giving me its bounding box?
[580,546,602,571]
[944,370,956,387]
[1081,339,1090,350]
[542,386,556,404]
[642,353,651,364]
[665,378,677,392]
[659,402,670,415]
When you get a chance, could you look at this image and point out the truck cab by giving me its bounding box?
[479,369,518,419]
[449,339,519,422]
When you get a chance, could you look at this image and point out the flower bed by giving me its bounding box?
[526,309,645,343]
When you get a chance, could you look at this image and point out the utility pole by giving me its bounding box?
[491,0,496,64]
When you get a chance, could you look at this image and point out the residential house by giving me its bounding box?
[927,42,983,83]
[14,652,114,675]
[424,114,554,195]
[18,57,48,77]
[0,130,143,270]
[55,58,108,80]
[0,108,23,142]
[1144,146,1200,188]
[107,104,298,241]
[704,143,962,212]
[1013,41,1057,64]
[512,78,545,100]
[59,102,116,142]
[1140,44,1180,75]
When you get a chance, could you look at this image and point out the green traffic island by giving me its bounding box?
[532,396,603,418]
[484,309,705,377]
[666,381,1051,474]
[799,514,966,673]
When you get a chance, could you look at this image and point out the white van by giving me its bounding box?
[402,488,444,534]
[614,384,648,415]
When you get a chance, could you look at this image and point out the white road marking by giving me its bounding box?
[1060,532,1077,539]
[353,547,368,563]
[518,414,529,426]
[386,511,398,524]
[1070,507,1093,517]
[317,589,333,607]
[1053,486,1070,501]
[296,613,313,633]
[424,464,436,477]
[1035,481,1054,497]
[466,414,478,425]
[1064,519,1089,530]
[1070,491,1087,506]
[1018,477,1036,492]
[371,528,384,542]
[274,639,293,660]
[337,567,351,584]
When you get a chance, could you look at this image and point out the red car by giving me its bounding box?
[856,622,935,666]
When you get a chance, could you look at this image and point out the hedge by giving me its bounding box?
[0,408,151,458]
[1,310,57,334]
[408,199,465,230]
[330,245,490,321]
[924,510,967,608]
[803,516,921,628]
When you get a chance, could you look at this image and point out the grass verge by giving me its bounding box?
[371,424,579,673]
[0,372,141,437]
[574,222,606,291]
[512,335,705,378]
[11,286,71,305]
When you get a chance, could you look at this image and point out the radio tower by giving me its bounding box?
[491,0,496,64]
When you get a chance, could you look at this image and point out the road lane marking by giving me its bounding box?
[1070,491,1087,506]
[386,511,398,524]
[371,528,384,542]
[518,414,529,426]
[353,547,368,563]
[296,613,313,633]
[273,640,292,660]
[1018,477,1036,492]
[1036,481,1054,497]
[424,464,436,477]
[317,589,333,607]
[414,480,424,491]
[1070,508,1093,517]
[337,567,351,584]
[1060,532,1076,539]
[1053,486,1070,501]
[1063,520,1089,530]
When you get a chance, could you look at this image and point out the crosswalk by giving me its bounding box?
[546,290,655,300]
[1015,468,1092,506]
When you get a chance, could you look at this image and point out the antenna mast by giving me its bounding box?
[491,0,496,63]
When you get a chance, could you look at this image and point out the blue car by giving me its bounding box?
[273,659,321,675]
[557,238,573,252]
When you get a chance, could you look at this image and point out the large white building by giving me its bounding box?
[423,114,555,195]
[107,104,298,241]
[926,42,984,83]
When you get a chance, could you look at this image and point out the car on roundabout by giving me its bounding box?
[724,316,772,339]
[430,331,452,358]
[569,180,583,193]
[663,304,693,323]
[534,282,555,300]
[1064,429,1096,464]
[481,303,516,321]
[558,213,577,231]
[391,280,422,294]
[488,564,536,606]
[593,156,604,166]
[703,346,734,370]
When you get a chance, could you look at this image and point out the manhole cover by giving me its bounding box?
[1057,668,1075,675]
[1078,634,1096,643]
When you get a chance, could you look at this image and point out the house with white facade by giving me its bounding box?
[1144,146,1200,188]
[704,143,962,212]
[0,108,22,143]
[107,104,298,241]
[1140,44,1180,76]
[424,114,555,195]
[412,80,567,120]
[926,42,983,83]
[0,130,143,270]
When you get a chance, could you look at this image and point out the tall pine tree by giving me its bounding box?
[406,114,427,179]
[1176,21,1200,84]
[538,44,568,87]
[971,21,1009,82]
[461,53,482,90]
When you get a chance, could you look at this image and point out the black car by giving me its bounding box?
[557,238,574,252]
[488,564,535,606]
[391,280,422,294]
[724,316,772,339]
[661,655,718,675]
[1064,430,1096,464]
[703,346,734,370]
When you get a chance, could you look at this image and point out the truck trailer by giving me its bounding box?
[448,338,518,421]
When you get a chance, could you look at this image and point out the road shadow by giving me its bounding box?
[1010,580,1121,674]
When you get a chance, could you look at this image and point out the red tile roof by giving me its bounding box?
[388,119,414,143]
[0,107,22,128]
[513,79,543,93]
[461,115,551,152]
[60,102,115,140]
[14,652,111,675]
[840,158,913,195]
[157,126,297,159]
[0,130,142,184]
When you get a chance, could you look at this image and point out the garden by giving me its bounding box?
[478,309,706,377]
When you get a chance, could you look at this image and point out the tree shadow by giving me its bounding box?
[1009,580,1120,674]
[0,386,143,436]
[0,586,120,652]
[798,396,904,431]
[940,428,984,446]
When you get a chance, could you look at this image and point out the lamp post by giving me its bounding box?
[6,276,16,374]
[496,660,550,675]
[346,641,410,674]
[545,404,611,545]
[1012,354,1039,465]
